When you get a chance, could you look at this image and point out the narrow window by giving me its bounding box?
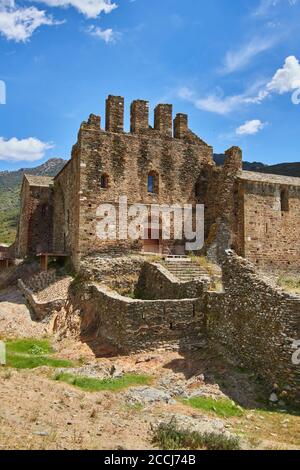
[280,189,289,212]
[148,172,158,194]
[101,174,109,189]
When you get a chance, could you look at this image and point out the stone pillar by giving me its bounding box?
[174,113,188,139]
[224,147,243,172]
[105,95,124,133]
[130,100,149,134]
[154,104,173,136]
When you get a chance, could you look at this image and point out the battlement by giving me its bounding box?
[85,95,206,142]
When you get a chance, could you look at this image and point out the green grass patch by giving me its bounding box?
[54,372,152,392]
[6,339,53,355]
[152,419,240,451]
[183,397,244,418]
[5,338,73,370]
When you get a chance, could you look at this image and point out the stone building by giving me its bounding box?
[14,95,300,271]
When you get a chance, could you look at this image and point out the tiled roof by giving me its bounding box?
[239,171,300,187]
[24,174,54,187]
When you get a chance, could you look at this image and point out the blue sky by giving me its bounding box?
[0,0,300,171]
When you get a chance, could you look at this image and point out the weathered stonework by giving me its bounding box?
[14,95,300,272]
[205,251,300,403]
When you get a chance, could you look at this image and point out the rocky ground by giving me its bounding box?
[0,287,299,450]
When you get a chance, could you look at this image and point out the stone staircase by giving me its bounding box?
[163,258,211,283]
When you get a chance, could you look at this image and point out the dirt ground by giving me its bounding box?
[0,288,299,451]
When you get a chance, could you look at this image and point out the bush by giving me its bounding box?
[151,418,240,451]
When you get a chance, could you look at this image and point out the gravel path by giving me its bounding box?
[0,288,47,339]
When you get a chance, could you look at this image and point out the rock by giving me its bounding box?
[33,431,49,437]
[110,365,124,378]
[269,393,279,403]
[157,413,233,437]
[126,387,173,405]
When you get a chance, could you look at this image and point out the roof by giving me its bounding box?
[239,171,300,187]
[24,174,54,187]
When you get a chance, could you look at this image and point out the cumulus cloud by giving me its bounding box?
[87,24,119,43]
[267,55,300,93]
[35,0,118,19]
[236,120,266,135]
[0,136,53,162]
[0,0,60,42]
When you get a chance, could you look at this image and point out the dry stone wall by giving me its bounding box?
[136,262,207,300]
[206,251,300,403]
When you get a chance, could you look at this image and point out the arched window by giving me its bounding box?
[280,189,289,212]
[100,174,109,189]
[148,171,159,194]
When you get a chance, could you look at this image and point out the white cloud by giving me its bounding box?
[0,136,53,161]
[267,55,300,93]
[177,85,267,115]
[222,37,277,74]
[35,0,118,19]
[87,24,118,43]
[0,0,60,42]
[236,120,266,135]
[178,56,300,115]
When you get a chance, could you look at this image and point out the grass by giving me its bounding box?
[151,418,241,451]
[182,397,244,418]
[54,372,152,392]
[277,275,300,294]
[4,338,73,369]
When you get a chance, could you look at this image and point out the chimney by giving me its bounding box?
[154,104,173,136]
[130,100,149,134]
[105,95,124,133]
[174,113,188,139]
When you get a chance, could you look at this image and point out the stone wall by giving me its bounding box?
[18,279,65,321]
[53,147,80,267]
[61,282,205,353]
[79,254,146,294]
[206,251,300,403]
[70,97,213,263]
[238,175,300,270]
[136,262,207,299]
[16,178,54,258]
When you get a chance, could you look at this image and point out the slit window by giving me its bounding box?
[148,172,158,194]
[101,174,109,189]
[280,189,289,212]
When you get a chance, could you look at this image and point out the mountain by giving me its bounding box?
[213,154,300,177]
[0,158,66,244]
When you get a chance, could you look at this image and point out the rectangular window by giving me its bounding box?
[148,175,155,193]
[280,189,289,212]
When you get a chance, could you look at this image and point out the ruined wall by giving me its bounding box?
[53,146,80,268]
[16,179,54,258]
[75,96,213,262]
[239,177,300,270]
[67,283,205,353]
[136,262,207,300]
[206,251,300,403]
[197,147,243,262]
